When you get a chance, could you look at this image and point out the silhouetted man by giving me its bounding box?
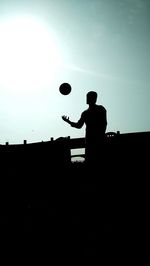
[62,91,107,165]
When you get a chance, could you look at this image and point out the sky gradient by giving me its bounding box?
[0,0,150,144]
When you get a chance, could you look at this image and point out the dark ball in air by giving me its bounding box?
[59,83,72,95]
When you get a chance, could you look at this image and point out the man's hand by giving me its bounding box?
[62,115,70,123]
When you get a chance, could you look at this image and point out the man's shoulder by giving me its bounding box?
[97,105,106,111]
[80,108,89,119]
[82,108,89,115]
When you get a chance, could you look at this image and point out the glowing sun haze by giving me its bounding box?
[0,16,62,94]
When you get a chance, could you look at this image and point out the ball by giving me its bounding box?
[59,83,72,95]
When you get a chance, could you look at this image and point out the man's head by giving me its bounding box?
[86,91,97,105]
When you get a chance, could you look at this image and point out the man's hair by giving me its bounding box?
[87,91,97,104]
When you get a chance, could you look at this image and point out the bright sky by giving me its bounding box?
[0,0,150,144]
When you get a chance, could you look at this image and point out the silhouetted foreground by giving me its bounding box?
[0,131,149,257]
